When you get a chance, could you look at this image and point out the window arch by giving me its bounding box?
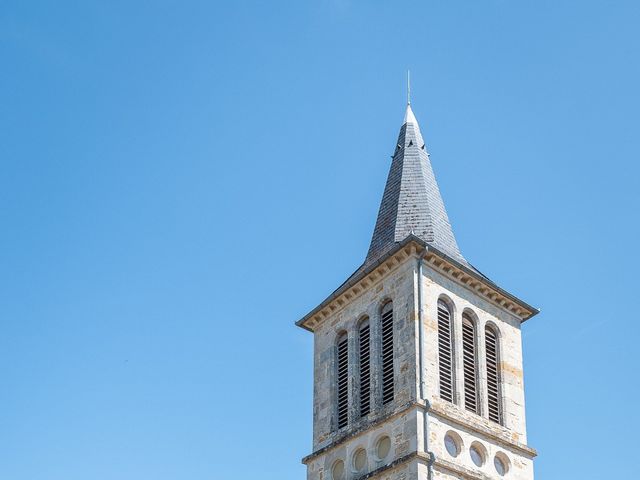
[358,318,371,417]
[485,324,502,424]
[336,332,349,429]
[437,298,455,403]
[462,313,479,414]
[380,301,394,405]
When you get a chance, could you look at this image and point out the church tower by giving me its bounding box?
[297,100,539,480]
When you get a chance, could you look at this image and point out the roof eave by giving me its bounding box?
[295,235,539,332]
[420,239,540,322]
[295,236,418,332]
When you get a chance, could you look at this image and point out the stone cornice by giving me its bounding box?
[301,400,420,465]
[301,398,535,467]
[429,399,537,459]
[305,446,506,480]
[353,451,497,480]
[422,243,538,323]
[354,452,423,480]
[434,457,496,480]
[296,237,538,333]
[296,241,417,333]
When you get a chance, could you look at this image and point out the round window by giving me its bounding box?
[494,453,510,476]
[376,436,391,460]
[331,459,345,480]
[469,444,485,467]
[353,448,367,472]
[444,434,459,457]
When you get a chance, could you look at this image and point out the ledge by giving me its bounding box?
[301,401,421,464]
[354,451,423,480]
[434,457,496,480]
[429,399,537,458]
[296,241,416,332]
[301,398,535,462]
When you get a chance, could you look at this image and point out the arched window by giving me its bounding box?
[437,299,455,403]
[358,319,371,417]
[380,302,394,405]
[462,313,479,414]
[336,333,349,429]
[485,325,502,424]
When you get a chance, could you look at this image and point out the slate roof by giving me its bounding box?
[365,104,468,268]
[295,103,539,331]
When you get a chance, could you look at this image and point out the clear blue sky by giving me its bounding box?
[1,1,638,478]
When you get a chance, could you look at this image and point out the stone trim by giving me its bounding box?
[306,444,507,480]
[301,400,420,464]
[423,245,535,322]
[354,452,421,480]
[296,237,538,333]
[434,457,496,480]
[347,451,434,480]
[429,399,537,458]
[300,397,535,465]
[297,242,416,333]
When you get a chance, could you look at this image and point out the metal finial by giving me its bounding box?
[407,70,411,105]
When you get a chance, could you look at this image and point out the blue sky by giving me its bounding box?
[1,1,639,478]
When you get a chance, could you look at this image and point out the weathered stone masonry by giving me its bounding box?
[297,103,539,480]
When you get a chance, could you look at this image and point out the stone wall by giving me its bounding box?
[420,264,535,479]
[303,250,535,479]
[420,266,528,441]
[312,259,418,450]
[305,409,420,480]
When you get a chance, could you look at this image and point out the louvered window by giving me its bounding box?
[437,300,454,403]
[485,326,502,424]
[358,320,371,417]
[337,335,349,429]
[462,314,479,414]
[381,302,394,405]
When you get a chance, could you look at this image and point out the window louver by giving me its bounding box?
[358,321,371,417]
[485,326,502,424]
[437,300,454,403]
[337,335,349,429]
[462,315,479,414]
[381,303,394,405]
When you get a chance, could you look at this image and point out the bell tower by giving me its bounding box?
[297,101,538,480]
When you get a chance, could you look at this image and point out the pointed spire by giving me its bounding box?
[404,103,418,125]
[365,103,467,266]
